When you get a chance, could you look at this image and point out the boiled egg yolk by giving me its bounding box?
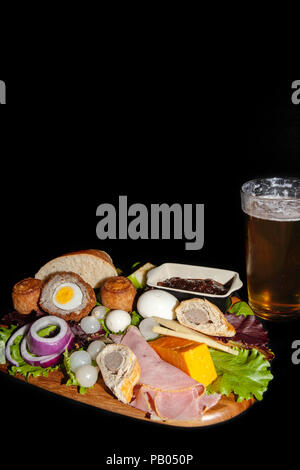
[55,286,74,305]
[52,282,83,311]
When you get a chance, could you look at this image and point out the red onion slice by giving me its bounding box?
[20,334,74,368]
[5,324,31,366]
[26,316,73,356]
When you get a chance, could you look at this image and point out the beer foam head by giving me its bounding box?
[241,178,300,221]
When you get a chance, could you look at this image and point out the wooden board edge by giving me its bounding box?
[0,364,255,428]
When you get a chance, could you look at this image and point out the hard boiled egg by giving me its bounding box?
[137,289,179,320]
[52,282,83,311]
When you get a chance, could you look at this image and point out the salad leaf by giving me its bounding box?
[37,325,58,337]
[10,335,24,364]
[0,310,44,328]
[225,296,232,311]
[8,334,59,379]
[68,318,106,349]
[0,324,18,343]
[207,347,273,402]
[99,318,111,337]
[0,340,5,364]
[131,310,143,327]
[131,261,142,269]
[0,324,18,364]
[227,301,254,317]
[222,314,270,347]
[9,363,59,379]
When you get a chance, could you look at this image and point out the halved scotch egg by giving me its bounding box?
[39,272,96,321]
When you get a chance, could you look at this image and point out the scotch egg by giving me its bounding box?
[39,271,96,321]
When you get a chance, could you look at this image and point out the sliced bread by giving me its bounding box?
[175,298,236,337]
[35,249,118,288]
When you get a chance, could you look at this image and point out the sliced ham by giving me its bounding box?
[154,388,220,421]
[120,326,220,421]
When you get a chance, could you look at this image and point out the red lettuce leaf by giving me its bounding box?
[225,314,269,346]
[215,314,274,359]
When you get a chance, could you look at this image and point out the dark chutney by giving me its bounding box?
[157,277,229,295]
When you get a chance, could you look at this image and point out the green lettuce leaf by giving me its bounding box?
[9,362,59,379]
[0,340,5,364]
[207,348,273,402]
[10,335,24,364]
[37,325,58,337]
[8,334,59,379]
[131,261,142,269]
[227,301,254,317]
[0,324,18,343]
[131,310,143,327]
[99,318,111,337]
[0,324,18,364]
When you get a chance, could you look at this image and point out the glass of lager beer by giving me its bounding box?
[241,177,300,321]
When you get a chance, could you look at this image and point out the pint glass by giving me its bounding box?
[241,178,300,321]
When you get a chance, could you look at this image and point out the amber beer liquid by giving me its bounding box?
[241,178,300,321]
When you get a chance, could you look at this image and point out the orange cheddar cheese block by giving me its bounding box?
[150,336,217,387]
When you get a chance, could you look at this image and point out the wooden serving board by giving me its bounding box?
[0,364,255,427]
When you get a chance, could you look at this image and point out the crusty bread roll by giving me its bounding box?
[100,276,136,312]
[175,298,236,337]
[35,249,118,288]
[97,344,141,404]
[12,278,42,314]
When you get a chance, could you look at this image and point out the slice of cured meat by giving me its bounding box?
[120,326,220,421]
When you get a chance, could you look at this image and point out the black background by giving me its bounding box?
[0,77,299,466]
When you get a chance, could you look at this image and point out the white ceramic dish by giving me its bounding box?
[146,263,243,299]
